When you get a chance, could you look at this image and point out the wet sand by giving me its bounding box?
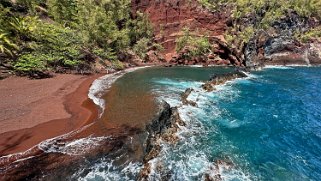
[0,74,101,155]
[0,66,163,180]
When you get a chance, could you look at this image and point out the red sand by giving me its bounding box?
[0,74,101,156]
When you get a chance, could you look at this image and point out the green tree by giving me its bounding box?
[47,0,78,25]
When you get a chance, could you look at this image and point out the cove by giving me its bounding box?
[2,66,321,181]
[76,66,321,180]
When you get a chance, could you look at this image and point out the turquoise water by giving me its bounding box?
[77,66,321,180]
[150,66,321,180]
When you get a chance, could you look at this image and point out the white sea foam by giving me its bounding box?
[0,122,95,163]
[38,135,112,156]
[187,65,203,67]
[142,70,256,180]
[205,161,253,181]
[264,65,295,69]
[88,66,151,116]
[75,160,142,181]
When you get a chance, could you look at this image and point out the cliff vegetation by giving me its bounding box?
[0,0,160,78]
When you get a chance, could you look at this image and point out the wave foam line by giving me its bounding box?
[0,122,94,163]
[88,66,151,116]
[144,71,257,180]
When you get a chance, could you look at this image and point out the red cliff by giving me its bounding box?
[132,0,232,62]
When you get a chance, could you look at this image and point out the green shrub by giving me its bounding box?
[92,47,117,61]
[176,28,211,57]
[111,60,124,70]
[0,0,156,75]
[133,37,150,59]
[296,26,321,43]
[153,43,164,52]
[199,0,321,28]
[14,53,46,72]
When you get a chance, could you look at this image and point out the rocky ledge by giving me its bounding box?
[202,70,248,92]
[139,101,185,180]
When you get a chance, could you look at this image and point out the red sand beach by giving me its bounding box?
[0,74,101,156]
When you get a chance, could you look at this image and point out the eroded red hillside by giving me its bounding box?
[132,0,231,62]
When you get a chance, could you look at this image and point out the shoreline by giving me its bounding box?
[0,63,315,157]
[0,65,153,158]
[0,74,102,156]
[0,64,319,179]
[88,66,152,115]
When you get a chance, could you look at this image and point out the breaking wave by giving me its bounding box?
[88,66,150,115]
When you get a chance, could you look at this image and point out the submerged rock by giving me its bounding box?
[138,162,151,181]
[203,159,236,181]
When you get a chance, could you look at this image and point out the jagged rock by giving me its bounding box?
[201,71,247,92]
[138,163,151,181]
[145,50,166,63]
[123,51,145,66]
[139,103,185,180]
[203,159,235,181]
[144,142,161,162]
[204,173,221,181]
[244,12,321,67]
[181,88,197,107]
[209,71,247,85]
[308,43,321,65]
[202,82,215,92]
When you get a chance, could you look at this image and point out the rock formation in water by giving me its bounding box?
[139,101,185,180]
[202,70,248,92]
[180,88,197,106]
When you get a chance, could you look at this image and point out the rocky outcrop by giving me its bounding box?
[201,70,248,92]
[245,12,321,67]
[132,1,321,67]
[180,88,197,106]
[139,101,185,180]
[246,33,321,66]
[203,159,235,181]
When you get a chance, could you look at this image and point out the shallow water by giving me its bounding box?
[78,66,321,180]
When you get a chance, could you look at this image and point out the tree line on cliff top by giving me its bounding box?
[0,0,158,78]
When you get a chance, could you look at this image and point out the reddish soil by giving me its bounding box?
[132,0,229,60]
[0,74,101,156]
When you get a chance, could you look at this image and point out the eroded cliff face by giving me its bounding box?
[132,0,239,65]
[132,0,321,67]
[245,13,321,67]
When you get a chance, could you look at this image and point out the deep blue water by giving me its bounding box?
[150,66,321,180]
[77,66,321,181]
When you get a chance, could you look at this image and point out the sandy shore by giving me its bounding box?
[0,74,101,155]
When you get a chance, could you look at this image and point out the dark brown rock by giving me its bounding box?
[181,88,197,107]
[202,82,215,92]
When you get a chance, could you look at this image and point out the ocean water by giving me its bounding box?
[78,66,321,180]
